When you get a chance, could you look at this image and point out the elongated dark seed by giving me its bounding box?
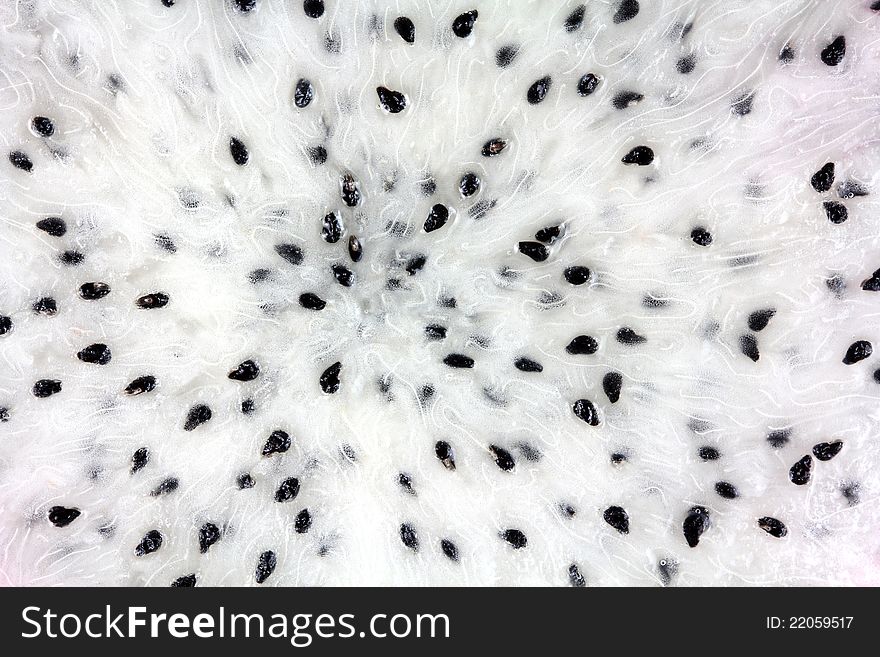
[77,343,111,365]
[136,292,169,309]
[612,91,643,110]
[568,563,586,587]
[377,86,407,113]
[425,324,446,340]
[714,481,739,499]
[496,44,518,67]
[319,211,343,244]
[48,506,81,527]
[293,79,314,108]
[572,399,599,425]
[228,359,259,382]
[502,528,527,549]
[262,430,291,456]
[789,455,812,485]
[566,335,598,355]
[79,282,110,300]
[319,361,341,394]
[810,162,835,192]
[823,201,848,224]
[459,172,480,197]
[563,266,591,286]
[443,353,474,369]
[682,506,709,547]
[60,250,84,266]
[229,136,249,165]
[435,440,455,470]
[406,254,427,275]
[255,550,276,583]
[33,379,62,397]
[237,473,255,489]
[36,217,66,236]
[131,447,149,474]
[31,116,55,137]
[812,440,843,461]
[340,173,360,207]
[452,10,478,38]
[394,16,415,43]
[424,204,449,232]
[481,138,508,157]
[613,0,640,23]
[698,446,720,461]
[441,539,459,561]
[514,357,543,373]
[603,506,629,534]
[400,523,419,551]
[527,76,552,104]
[9,150,33,172]
[397,473,415,495]
[564,5,585,31]
[602,371,622,403]
[821,35,846,66]
[171,574,196,587]
[748,308,775,331]
[125,375,156,395]
[151,477,179,496]
[198,522,221,553]
[294,508,312,534]
[518,241,549,262]
[135,530,163,556]
[347,235,362,262]
[577,73,601,96]
[535,225,561,243]
[183,404,212,431]
[621,145,653,165]
[233,0,256,12]
[758,516,787,538]
[275,477,300,503]
[740,334,759,361]
[691,227,712,246]
[861,268,880,292]
[299,292,326,310]
[843,340,872,364]
[33,297,57,316]
[489,445,515,471]
[331,263,353,287]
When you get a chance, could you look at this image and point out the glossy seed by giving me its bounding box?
[621,145,654,165]
[237,473,255,489]
[9,150,33,172]
[443,353,474,369]
[394,16,415,43]
[299,292,326,310]
[740,334,759,361]
[758,516,787,538]
[566,335,598,355]
[79,282,110,300]
[233,0,257,12]
[77,343,112,365]
[495,44,518,67]
[602,371,622,403]
[377,86,407,113]
[340,173,360,207]
[31,116,55,137]
[812,440,843,461]
[691,227,712,246]
[616,327,646,345]
[36,217,66,236]
[33,379,62,397]
[136,292,169,309]
[424,204,449,232]
[228,359,259,382]
[183,404,212,431]
[788,455,813,486]
[860,268,880,292]
[440,539,459,561]
[452,10,478,38]
[125,375,156,395]
[577,73,601,96]
[514,357,543,373]
[347,235,362,262]
[262,430,291,457]
[425,324,447,340]
[198,522,221,553]
[823,201,848,224]
[565,5,585,31]
[489,445,515,471]
[612,91,643,110]
[397,473,415,495]
[293,508,312,534]
[502,529,527,549]
[319,361,342,394]
[843,340,872,364]
[518,241,549,262]
[613,0,640,23]
[682,506,709,547]
[481,138,508,157]
[527,76,552,104]
[400,523,419,551]
[274,477,300,503]
[131,447,149,474]
[255,550,277,584]
[459,171,480,197]
[535,225,561,243]
[714,481,739,499]
[810,162,835,192]
[33,297,57,316]
[603,506,629,534]
[229,136,249,165]
[60,250,84,266]
[435,440,455,470]
[331,263,353,287]
[572,399,599,425]
[747,308,776,332]
[48,506,81,528]
[563,265,591,285]
[820,35,846,66]
[293,78,314,108]
[135,530,163,556]
[698,446,720,461]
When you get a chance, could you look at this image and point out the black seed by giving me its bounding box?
[564,5,585,31]
[843,340,872,364]
[740,334,759,361]
[874,368,880,383]
[293,79,314,108]
[33,297,57,316]
[611,452,626,465]
[79,282,110,300]
[0,315,13,336]
[658,558,678,586]
[331,263,353,287]
[60,250,84,266]
[440,539,459,561]
[318,211,344,243]
[255,550,276,584]
[766,429,791,449]
[344,236,362,264]
[682,506,709,547]
[307,145,327,165]
[77,343,112,365]
[481,138,508,157]
[237,473,255,489]
[698,446,720,461]
[810,162,835,192]
[274,477,300,503]
[0,407,8,422]
[425,324,447,341]
[319,361,341,393]
[612,90,643,110]
[33,379,62,397]
[691,226,712,246]
[616,327,646,345]
[572,399,599,425]
[288,508,312,536]
[424,204,449,233]
[31,116,54,137]
[603,506,629,534]
[535,225,561,243]
[731,92,754,116]
[779,45,795,63]
[621,145,653,165]
[9,150,33,172]
[747,308,776,332]
[676,55,696,74]
[452,10,478,38]
[838,180,869,198]
[36,217,66,236]
[394,16,415,43]
[489,445,515,471]
[861,268,880,291]
[340,173,360,207]
[577,72,601,96]
[397,473,415,495]
[789,455,813,486]
[443,353,474,369]
[602,371,622,403]
[233,0,257,12]
[518,241,549,262]
[563,265,591,286]
[198,522,221,554]
[812,440,843,462]
[272,243,303,267]
[495,44,518,67]
[527,75,552,104]
[377,86,407,113]
[502,529,527,549]
[171,574,196,587]
[183,404,212,431]
[135,530,163,556]
[714,481,739,499]
[568,563,586,587]
[299,292,326,310]
[229,136,249,165]
[435,440,455,470]
[514,357,543,373]
[151,477,179,497]
[136,292,169,309]
[613,0,639,23]
[566,335,598,355]
[758,517,787,538]
[125,375,156,396]
[406,254,427,275]
[131,447,149,474]
[399,523,419,551]
[820,35,846,66]
[459,171,480,197]
[48,506,81,528]
[228,359,260,382]
[823,200,848,224]
[302,0,323,18]
[262,430,291,457]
